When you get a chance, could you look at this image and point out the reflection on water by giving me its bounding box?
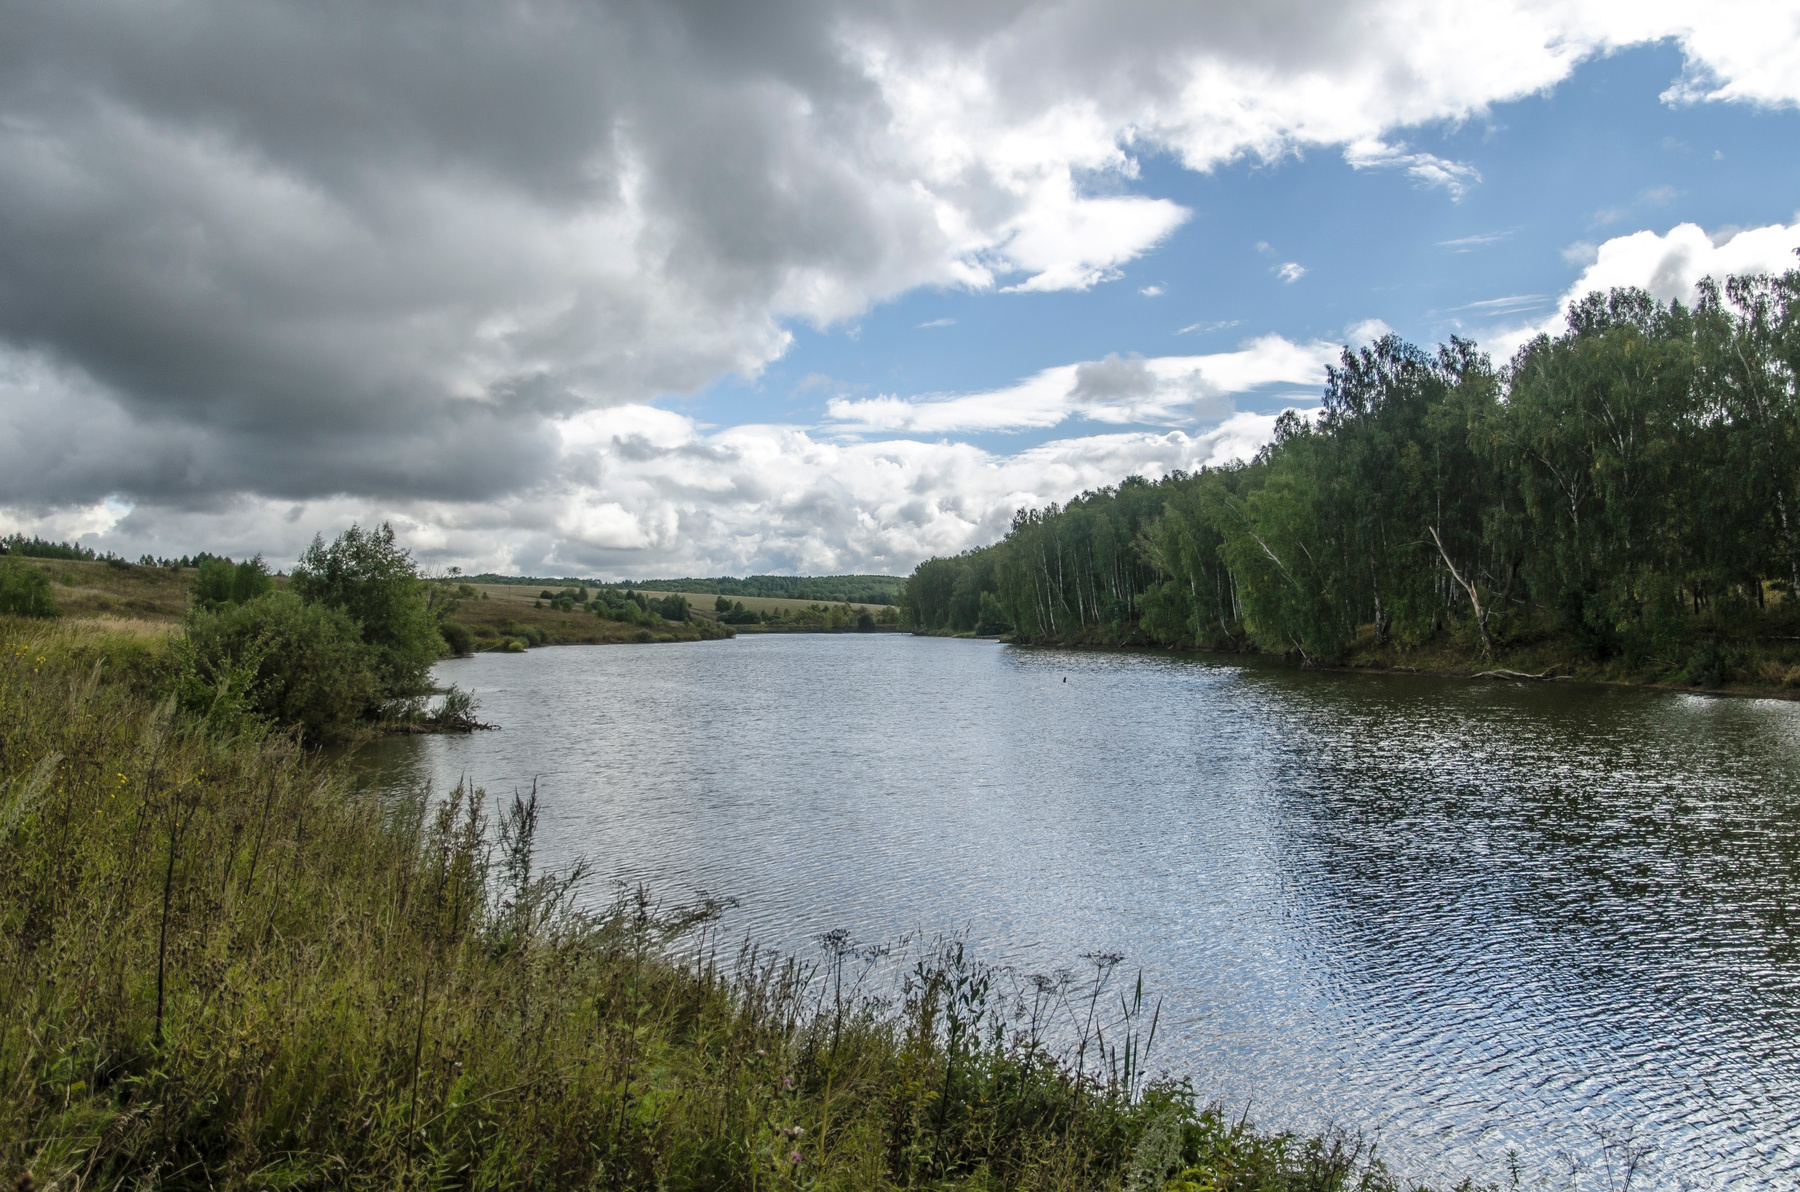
[355,634,1800,1188]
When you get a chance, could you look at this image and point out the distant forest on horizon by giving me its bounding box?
[445,573,908,606]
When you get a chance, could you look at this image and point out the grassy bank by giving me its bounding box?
[0,616,1452,1191]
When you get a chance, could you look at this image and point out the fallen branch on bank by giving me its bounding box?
[1470,667,1560,682]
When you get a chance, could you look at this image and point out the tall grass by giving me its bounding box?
[0,617,1442,1191]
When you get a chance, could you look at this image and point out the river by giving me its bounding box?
[357,633,1800,1189]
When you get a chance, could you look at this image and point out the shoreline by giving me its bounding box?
[926,629,1800,701]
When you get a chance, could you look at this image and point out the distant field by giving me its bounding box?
[12,557,194,622]
[1,564,889,645]
[484,584,892,620]
[468,572,906,605]
[451,584,725,646]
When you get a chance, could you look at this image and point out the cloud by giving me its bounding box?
[1561,240,1600,266]
[917,318,956,328]
[1344,318,1395,345]
[1140,285,1164,296]
[1484,218,1800,358]
[1445,294,1551,315]
[1177,319,1240,335]
[2,406,1298,577]
[1276,262,1307,283]
[1438,228,1520,250]
[4,0,1799,565]
[1344,139,1481,198]
[827,336,1337,434]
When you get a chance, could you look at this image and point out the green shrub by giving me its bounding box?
[179,590,376,740]
[1682,640,1731,687]
[0,560,57,618]
[291,524,440,701]
[191,555,274,610]
[439,620,474,656]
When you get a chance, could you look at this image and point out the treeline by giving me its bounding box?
[0,533,239,571]
[601,574,907,605]
[469,572,905,604]
[908,272,1800,685]
[712,595,904,630]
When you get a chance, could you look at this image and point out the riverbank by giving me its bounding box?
[1,614,1453,1191]
[975,609,1800,700]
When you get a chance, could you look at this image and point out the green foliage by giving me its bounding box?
[907,271,1800,684]
[0,560,57,618]
[178,590,376,740]
[291,523,441,701]
[0,628,1432,1191]
[502,620,549,647]
[190,554,273,610]
[439,620,474,656]
[0,533,94,561]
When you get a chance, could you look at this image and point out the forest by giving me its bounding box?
[906,270,1800,687]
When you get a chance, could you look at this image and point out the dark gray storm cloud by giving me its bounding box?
[0,0,958,504]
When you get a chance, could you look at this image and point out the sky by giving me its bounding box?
[2,0,1799,579]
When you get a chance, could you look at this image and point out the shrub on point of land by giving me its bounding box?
[439,620,474,656]
[178,589,376,740]
[290,523,441,701]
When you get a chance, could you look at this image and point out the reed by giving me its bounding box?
[0,616,1445,1191]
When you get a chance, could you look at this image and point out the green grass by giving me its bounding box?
[11,558,196,622]
[0,616,1460,1190]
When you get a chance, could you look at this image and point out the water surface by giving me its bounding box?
[361,634,1800,1189]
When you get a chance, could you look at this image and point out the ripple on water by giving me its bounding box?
[354,635,1800,1190]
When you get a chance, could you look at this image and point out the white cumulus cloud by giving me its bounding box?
[827,336,1338,434]
[1486,217,1800,356]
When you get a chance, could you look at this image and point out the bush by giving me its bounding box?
[179,591,377,740]
[0,560,57,618]
[1683,640,1731,687]
[501,620,547,647]
[439,620,474,656]
[192,555,274,610]
[291,524,441,701]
